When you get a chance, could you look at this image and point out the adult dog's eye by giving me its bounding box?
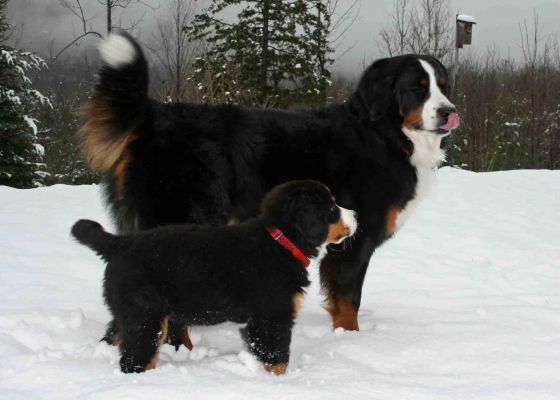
[410,85,427,93]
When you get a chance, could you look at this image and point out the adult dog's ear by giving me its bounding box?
[350,59,394,121]
[366,75,393,121]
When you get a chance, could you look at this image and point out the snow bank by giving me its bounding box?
[1,168,559,399]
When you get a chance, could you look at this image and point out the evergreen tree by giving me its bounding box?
[187,0,333,107]
[0,0,50,188]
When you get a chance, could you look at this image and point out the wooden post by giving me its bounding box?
[451,14,476,166]
[107,1,112,35]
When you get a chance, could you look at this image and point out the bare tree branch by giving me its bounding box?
[377,0,453,61]
[324,0,361,48]
[55,0,159,59]
[146,0,198,101]
[54,31,104,59]
[55,0,104,59]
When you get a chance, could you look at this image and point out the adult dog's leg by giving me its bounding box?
[320,235,376,331]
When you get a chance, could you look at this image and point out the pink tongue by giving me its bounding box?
[441,112,460,131]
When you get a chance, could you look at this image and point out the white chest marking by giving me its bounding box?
[393,58,453,231]
[309,244,329,268]
[395,127,446,231]
[395,162,436,231]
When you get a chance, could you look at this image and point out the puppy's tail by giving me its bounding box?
[71,219,122,260]
[78,31,149,173]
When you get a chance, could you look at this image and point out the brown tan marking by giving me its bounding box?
[419,77,428,87]
[78,97,138,173]
[263,363,288,375]
[326,218,350,244]
[113,150,133,199]
[111,333,123,346]
[385,206,402,237]
[145,316,169,371]
[327,296,359,331]
[293,292,304,317]
[402,106,424,130]
[320,257,360,331]
[181,327,194,351]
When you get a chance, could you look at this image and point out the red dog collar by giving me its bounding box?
[265,225,310,268]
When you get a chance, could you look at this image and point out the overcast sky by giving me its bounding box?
[7,0,560,77]
[334,0,560,75]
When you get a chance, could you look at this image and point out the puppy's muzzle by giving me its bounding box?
[327,206,358,244]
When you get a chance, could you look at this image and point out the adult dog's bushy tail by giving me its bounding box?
[71,219,122,260]
[78,31,149,173]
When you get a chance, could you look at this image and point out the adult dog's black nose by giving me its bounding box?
[437,106,457,120]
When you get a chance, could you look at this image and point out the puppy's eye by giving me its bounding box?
[327,204,339,223]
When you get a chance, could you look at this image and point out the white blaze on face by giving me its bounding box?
[401,59,452,169]
[338,205,358,239]
[418,59,455,132]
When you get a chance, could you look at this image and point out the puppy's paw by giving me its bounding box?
[263,363,288,376]
[120,356,147,373]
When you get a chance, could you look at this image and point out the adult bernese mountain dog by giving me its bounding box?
[72,180,357,374]
[79,32,459,342]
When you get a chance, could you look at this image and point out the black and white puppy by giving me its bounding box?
[72,180,357,375]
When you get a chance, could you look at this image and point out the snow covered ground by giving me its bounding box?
[1,167,559,399]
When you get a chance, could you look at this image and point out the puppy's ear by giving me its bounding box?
[294,207,328,248]
[350,59,394,122]
[261,182,328,248]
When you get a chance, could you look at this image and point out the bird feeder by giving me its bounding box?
[456,14,477,48]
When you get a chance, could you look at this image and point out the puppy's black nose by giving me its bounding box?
[437,106,457,119]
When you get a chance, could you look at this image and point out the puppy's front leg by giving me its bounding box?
[240,317,293,375]
[119,316,169,373]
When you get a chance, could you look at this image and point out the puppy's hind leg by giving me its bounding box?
[165,319,193,351]
[101,319,122,346]
[118,315,169,373]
